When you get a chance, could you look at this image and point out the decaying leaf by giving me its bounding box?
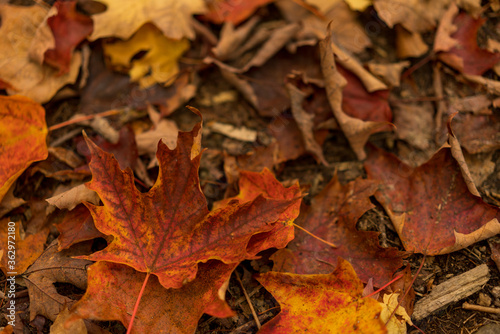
[44,0,93,74]
[319,33,388,160]
[255,258,386,333]
[0,4,81,103]
[79,109,301,289]
[89,0,206,40]
[271,175,404,287]
[0,96,48,203]
[104,23,189,88]
[365,144,500,255]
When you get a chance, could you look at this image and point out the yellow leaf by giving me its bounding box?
[0,5,81,103]
[89,0,206,41]
[104,24,189,88]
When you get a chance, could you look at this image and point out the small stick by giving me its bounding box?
[463,302,500,315]
[364,274,403,299]
[235,270,261,330]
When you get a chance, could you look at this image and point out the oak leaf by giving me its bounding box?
[103,23,189,88]
[80,110,301,288]
[271,175,404,287]
[364,144,500,255]
[255,258,387,333]
[0,96,48,203]
[0,4,81,103]
[89,0,206,41]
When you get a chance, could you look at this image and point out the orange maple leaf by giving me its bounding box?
[255,258,387,333]
[80,109,301,289]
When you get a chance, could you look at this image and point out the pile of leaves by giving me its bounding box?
[1,0,500,333]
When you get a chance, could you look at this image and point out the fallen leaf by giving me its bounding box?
[89,0,206,40]
[0,220,49,276]
[271,175,404,287]
[0,96,48,203]
[44,1,93,74]
[104,23,189,88]
[438,12,500,75]
[79,110,301,288]
[395,25,429,58]
[392,102,434,150]
[255,258,386,333]
[203,0,274,25]
[46,184,99,211]
[56,205,106,250]
[433,2,459,53]
[0,4,81,103]
[320,33,388,160]
[136,118,179,155]
[67,260,236,334]
[208,122,257,142]
[364,144,500,255]
[373,0,447,33]
[446,112,500,154]
[80,48,197,115]
[212,17,260,61]
[338,65,392,123]
[344,0,372,11]
[366,61,410,87]
[0,185,26,217]
[286,83,328,165]
[24,241,93,321]
[379,292,413,334]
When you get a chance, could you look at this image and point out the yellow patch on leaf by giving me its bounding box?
[104,24,189,88]
[256,258,387,333]
[0,96,48,202]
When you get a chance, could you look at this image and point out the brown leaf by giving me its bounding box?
[0,4,81,103]
[271,175,404,287]
[364,144,500,255]
[56,205,105,251]
[25,241,92,321]
[46,184,99,211]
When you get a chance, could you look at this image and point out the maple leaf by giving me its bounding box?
[89,0,206,41]
[255,258,387,333]
[103,23,189,88]
[203,0,274,25]
[80,109,301,288]
[0,4,81,103]
[364,144,500,255]
[271,175,404,287]
[437,12,500,75]
[0,96,48,203]
[44,0,93,74]
[67,260,235,334]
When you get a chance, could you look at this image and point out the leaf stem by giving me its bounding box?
[48,109,121,132]
[292,223,337,248]
[364,274,403,299]
[127,271,151,334]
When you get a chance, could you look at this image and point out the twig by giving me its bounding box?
[235,270,261,330]
[48,109,121,132]
[463,302,500,315]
